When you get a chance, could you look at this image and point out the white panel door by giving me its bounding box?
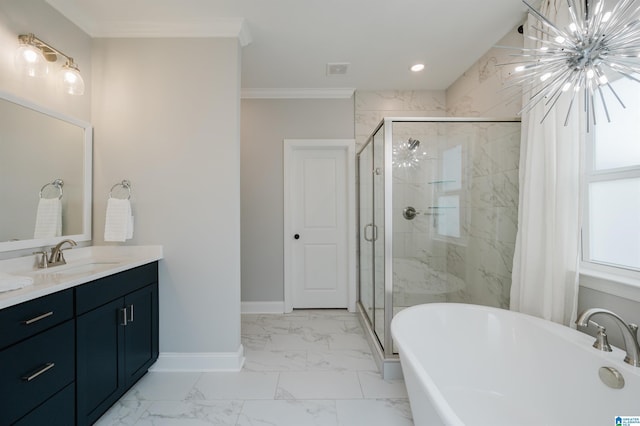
[290,146,348,308]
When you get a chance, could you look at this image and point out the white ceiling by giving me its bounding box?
[45,0,527,92]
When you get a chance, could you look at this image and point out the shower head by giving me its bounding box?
[407,138,420,151]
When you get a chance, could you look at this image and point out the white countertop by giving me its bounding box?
[0,245,163,310]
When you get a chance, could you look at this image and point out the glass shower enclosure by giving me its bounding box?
[357,117,521,377]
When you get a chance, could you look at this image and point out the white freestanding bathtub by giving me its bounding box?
[391,303,640,426]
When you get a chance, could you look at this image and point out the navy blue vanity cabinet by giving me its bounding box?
[75,262,159,426]
[0,289,75,425]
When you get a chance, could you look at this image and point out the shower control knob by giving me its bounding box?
[294,234,300,240]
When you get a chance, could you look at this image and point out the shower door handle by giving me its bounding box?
[364,224,378,242]
[364,224,373,242]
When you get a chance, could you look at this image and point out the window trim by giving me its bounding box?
[580,108,640,288]
[580,261,640,303]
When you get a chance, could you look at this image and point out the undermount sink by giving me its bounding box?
[32,260,123,276]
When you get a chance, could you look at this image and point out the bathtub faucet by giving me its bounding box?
[576,308,640,367]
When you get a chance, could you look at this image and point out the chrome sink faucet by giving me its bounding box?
[47,239,77,267]
[576,308,640,367]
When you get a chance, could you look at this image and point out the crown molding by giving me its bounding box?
[44,0,253,47]
[241,88,355,99]
[89,18,251,45]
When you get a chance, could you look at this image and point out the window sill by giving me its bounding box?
[579,264,640,303]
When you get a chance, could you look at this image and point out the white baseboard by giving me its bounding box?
[149,346,245,372]
[241,301,285,314]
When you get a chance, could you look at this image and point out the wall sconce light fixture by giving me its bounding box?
[15,33,85,96]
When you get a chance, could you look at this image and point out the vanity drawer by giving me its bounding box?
[0,320,75,425]
[0,288,73,350]
[76,262,158,315]
[13,382,75,426]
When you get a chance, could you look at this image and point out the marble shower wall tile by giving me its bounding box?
[355,91,447,114]
[355,90,446,151]
[446,25,524,117]
[392,120,519,309]
[355,36,523,311]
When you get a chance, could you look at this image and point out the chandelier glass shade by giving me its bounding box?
[506,0,640,127]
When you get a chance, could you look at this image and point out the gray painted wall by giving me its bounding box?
[92,38,242,353]
[578,284,640,350]
[240,98,355,302]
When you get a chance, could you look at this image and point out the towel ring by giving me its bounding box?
[109,180,132,200]
[39,179,64,200]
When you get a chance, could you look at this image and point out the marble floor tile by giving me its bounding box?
[262,311,311,322]
[306,309,357,321]
[236,400,338,426]
[342,319,365,335]
[102,309,414,425]
[291,318,362,334]
[265,333,331,351]
[243,349,307,372]
[306,349,377,372]
[335,399,414,426]
[241,333,271,350]
[135,400,243,425]
[94,400,151,426]
[276,371,363,400]
[188,372,279,400]
[327,333,371,351]
[241,317,292,335]
[357,371,409,399]
[121,372,202,401]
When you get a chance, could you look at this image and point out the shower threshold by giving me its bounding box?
[356,302,403,380]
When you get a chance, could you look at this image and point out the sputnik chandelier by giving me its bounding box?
[507,0,640,127]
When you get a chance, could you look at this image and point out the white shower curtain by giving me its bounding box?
[510,0,584,326]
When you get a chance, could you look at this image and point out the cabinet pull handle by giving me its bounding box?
[22,362,55,382]
[23,311,54,325]
[120,307,128,326]
[128,304,134,323]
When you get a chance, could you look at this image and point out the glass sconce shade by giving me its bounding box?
[15,33,85,96]
[15,44,48,77]
[59,62,85,96]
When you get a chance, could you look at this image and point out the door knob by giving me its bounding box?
[294,234,300,240]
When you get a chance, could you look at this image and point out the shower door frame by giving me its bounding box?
[359,117,522,360]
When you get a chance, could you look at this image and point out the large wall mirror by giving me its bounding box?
[0,91,92,252]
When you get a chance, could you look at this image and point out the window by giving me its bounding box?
[583,77,640,273]
[435,144,462,239]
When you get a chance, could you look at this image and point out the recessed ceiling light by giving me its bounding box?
[410,63,425,72]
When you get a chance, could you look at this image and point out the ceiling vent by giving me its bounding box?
[327,62,349,76]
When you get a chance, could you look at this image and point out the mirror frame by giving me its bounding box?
[0,90,92,253]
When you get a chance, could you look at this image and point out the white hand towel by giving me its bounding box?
[0,272,34,293]
[104,198,134,242]
[34,198,62,239]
